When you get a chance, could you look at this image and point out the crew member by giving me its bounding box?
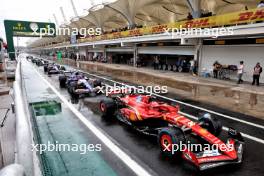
[252,62,262,86]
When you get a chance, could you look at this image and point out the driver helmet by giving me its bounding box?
[203,113,211,119]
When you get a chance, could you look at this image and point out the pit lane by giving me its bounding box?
[27,59,264,176]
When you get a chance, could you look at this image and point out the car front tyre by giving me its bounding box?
[158,127,186,157]
[100,98,117,117]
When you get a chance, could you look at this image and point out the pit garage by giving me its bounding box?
[106,47,134,64]
[200,44,264,82]
[137,46,195,72]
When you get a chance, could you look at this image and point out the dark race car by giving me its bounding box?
[44,63,66,75]
[35,59,48,66]
[68,78,102,98]
[99,93,244,171]
[58,71,83,88]
[59,71,103,98]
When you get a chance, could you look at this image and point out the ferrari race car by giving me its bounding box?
[59,71,103,98]
[44,63,66,74]
[99,94,244,171]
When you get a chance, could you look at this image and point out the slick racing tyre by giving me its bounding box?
[158,127,186,157]
[68,81,77,94]
[59,76,67,88]
[44,66,48,72]
[199,113,222,136]
[100,98,116,116]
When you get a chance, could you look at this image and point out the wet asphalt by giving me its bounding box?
[25,60,264,176]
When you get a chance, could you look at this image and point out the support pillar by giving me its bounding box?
[186,0,201,18]
[103,47,107,60]
[133,45,138,67]
[194,39,203,76]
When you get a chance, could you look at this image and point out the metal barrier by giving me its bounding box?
[0,57,41,176]
[13,58,34,175]
[0,164,25,176]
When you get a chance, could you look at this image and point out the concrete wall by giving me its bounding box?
[200,45,264,82]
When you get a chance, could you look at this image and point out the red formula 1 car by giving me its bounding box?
[99,93,244,171]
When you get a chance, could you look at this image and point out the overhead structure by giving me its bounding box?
[28,0,261,48]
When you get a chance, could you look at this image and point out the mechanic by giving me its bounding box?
[252,62,262,86]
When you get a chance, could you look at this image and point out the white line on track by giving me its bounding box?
[73,68,264,131]
[32,65,153,176]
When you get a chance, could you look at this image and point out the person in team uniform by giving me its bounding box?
[252,62,262,86]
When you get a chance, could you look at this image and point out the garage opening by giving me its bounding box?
[138,54,195,73]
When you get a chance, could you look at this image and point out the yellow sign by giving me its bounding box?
[77,8,264,43]
[13,23,26,31]
[215,40,225,45]
[256,38,264,44]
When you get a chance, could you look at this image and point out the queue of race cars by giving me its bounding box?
[28,56,245,171]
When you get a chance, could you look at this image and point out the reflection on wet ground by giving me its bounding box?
[79,63,264,119]
[34,60,264,176]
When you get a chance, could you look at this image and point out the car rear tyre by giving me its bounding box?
[59,76,66,88]
[158,127,186,157]
[199,113,222,136]
[68,81,77,93]
[44,66,48,72]
[100,98,116,116]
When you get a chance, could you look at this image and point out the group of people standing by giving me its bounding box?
[213,61,262,86]
[237,61,262,86]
